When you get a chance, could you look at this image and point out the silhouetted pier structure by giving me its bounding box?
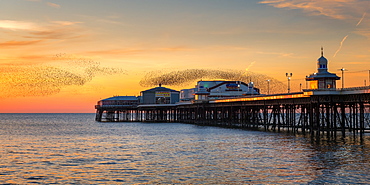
[95,49,370,138]
[96,87,370,138]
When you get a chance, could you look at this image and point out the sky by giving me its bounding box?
[1,0,370,113]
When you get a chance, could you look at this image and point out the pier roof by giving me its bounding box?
[101,96,138,101]
[306,71,340,80]
[141,86,179,93]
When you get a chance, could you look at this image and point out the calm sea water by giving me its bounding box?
[0,113,369,184]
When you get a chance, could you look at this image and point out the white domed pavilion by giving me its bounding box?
[305,47,340,89]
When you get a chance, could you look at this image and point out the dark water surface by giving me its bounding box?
[0,113,369,184]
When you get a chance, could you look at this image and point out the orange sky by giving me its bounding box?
[1,0,370,113]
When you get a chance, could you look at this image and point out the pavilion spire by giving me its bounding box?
[321,46,324,56]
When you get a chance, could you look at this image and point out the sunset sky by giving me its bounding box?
[1,0,370,113]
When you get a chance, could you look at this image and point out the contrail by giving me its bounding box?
[333,13,366,58]
[356,12,366,26]
[238,61,256,81]
[245,61,256,71]
[333,35,348,58]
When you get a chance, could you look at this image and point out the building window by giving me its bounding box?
[156,97,170,104]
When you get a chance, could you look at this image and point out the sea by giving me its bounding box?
[0,113,369,184]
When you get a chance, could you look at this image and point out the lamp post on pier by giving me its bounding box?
[339,68,347,89]
[286,73,292,93]
[266,79,270,95]
[305,75,308,89]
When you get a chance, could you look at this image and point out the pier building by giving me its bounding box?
[140,84,179,104]
[95,96,139,121]
[180,80,260,102]
[96,96,139,108]
[306,48,340,90]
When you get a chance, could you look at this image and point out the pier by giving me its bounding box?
[95,87,370,138]
[95,49,370,138]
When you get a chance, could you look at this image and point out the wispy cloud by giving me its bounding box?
[209,28,245,35]
[157,47,191,52]
[0,19,86,42]
[84,47,191,57]
[354,29,370,39]
[257,51,294,57]
[46,2,61,8]
[27,28,85,40]
[259,0,370,51]
[0,20,81,32]
[0,40,43,48]
[0,20,40,31]
[85,49,144,56]
[97,18,125,25]
[0,54,54,65]
[259,0,369,20]
[51,21,82,26]
[206,45,250,51]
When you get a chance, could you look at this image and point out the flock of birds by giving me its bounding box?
[140,69,286,94]
[0,54,123,98]
[0,54,286,98]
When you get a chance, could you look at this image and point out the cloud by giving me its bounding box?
[0,20,40,31]
[84,47,190,57]
[85,49,144,56]
[28,21,85,39]
[0,40,43,47]
[46,2,61,8]
[24,0,61,8]
[257,51,294,57]
[259,0,370,40]
[259,0,369,20]
[0,54,54,65]
[97,18,125,25]
[157,46,191,52]
[354,29,370,39]
[51,21,82,26]
[27,28,84,40]
[0,19,86,41]
[209,28,245,35]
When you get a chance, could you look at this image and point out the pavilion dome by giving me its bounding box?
[318,55,328,64]
[318,47,328,64]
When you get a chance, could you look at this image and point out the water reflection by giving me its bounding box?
[0,114,369,184]
[307,136,370,184]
